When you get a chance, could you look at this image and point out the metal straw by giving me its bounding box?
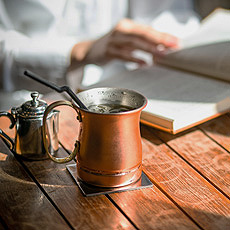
[24,70,88,110]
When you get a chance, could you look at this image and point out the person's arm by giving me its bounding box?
[0,28,76,80]
[0,18,179,90]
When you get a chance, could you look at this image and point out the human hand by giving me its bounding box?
[70,18,179,69]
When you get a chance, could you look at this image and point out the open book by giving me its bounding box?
[82,8,230,134]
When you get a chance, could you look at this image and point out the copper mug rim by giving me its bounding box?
[74,87,147,115]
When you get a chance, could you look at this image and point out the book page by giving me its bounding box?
[156,41,230,82]
[182,8,230,48]
[85,65,230,129]
[156,9,230,82]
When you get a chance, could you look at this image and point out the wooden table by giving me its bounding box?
[1,93,230,230]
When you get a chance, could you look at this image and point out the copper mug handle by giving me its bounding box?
[42,100,80,163]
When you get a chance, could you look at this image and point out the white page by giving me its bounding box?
[155,9,230,81]
[182,8,230,48]
[157,41,230,82]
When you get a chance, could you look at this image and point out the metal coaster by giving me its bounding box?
[66,164,153,196]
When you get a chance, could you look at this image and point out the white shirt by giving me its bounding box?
[0,0,199,92]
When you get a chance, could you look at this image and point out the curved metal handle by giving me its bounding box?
[0,129,14,150]
[42,100,81,163]
[0,112,15,150]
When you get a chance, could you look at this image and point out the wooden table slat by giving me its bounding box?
[0,139,70,230]
[47,103,202,229]
[22,149,135,230]
[140,126,230,230]
[2,93,230,229]
[109,187,200,230]
[154,116,230,200]
[20,102,200,230]
[199,114,230,152]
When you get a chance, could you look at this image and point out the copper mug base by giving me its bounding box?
[43,88,147,188]
[67,164,153,196]
[77,163,142,188]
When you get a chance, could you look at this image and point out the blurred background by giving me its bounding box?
[0,0,229,111]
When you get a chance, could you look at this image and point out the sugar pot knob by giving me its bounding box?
[31,91,39,107]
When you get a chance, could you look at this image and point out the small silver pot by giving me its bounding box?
[0,92,59,160]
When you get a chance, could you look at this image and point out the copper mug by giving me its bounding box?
[42,88,147,187]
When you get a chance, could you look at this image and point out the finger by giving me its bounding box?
[115,19,179,48]
[109,33,157,53]
[147,29,179,48]
[106,45,147,65]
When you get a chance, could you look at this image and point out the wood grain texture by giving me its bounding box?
[141,125,230,230]
[110,187,200,230]
[155,125,230,200]
[2,92,230,229]
[24,94,134,229]
[0,139,70,230]
[43,94,200,229]
[22,149,135,230]
[199,114,230,151]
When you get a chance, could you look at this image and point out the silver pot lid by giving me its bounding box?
[13,92,47,118]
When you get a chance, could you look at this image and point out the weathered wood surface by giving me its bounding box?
[109,188,200,230]
[0,139,70,230]
[1,93,230,229]
[153,115,230,199]
[32,100,199,229]
[199,114,230,151]
[142,127,230,229]
[141,125,230,230]
[22,149,135,230]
